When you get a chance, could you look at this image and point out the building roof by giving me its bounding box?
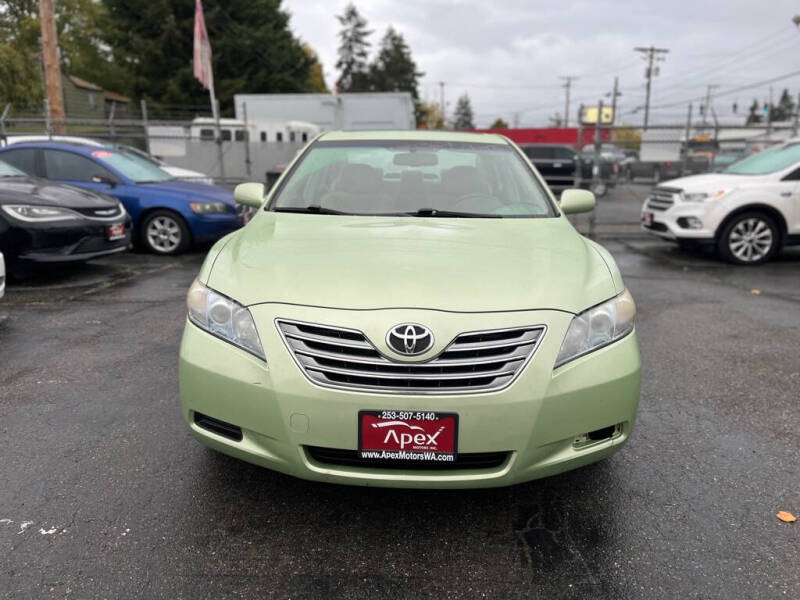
[67,75,103,92]
[318,130,506,144]
[103,90,131,104]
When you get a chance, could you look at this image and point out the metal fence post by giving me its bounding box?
[682,103,693,175]
[214,98,226,184]
[44,99,52,137]
[108,101,117,143]
[0,104,10,143]
[575,104,584,188]
[242,101,252,179]
[141,99,151,154]
[588,100,602,240]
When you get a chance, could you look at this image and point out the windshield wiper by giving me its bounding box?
[401,208,503,218]
[273,205,350,215]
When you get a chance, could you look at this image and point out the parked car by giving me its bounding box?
[179,130,641,488]
[641,139,800,264]
[519,144,577,191]
[0,143,239,255]
[1,136,213,184]
[578,148,620,196]
[0,159,131,269]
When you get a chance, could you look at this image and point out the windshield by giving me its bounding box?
[723,143,800,175]
[0,160,26,177]
[270,140,555,218]
[90,150,173,183]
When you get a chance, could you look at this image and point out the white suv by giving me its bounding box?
[641,140,800,264]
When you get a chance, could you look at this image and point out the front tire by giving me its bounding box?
[140,210,191,255]
[717,212,778,265]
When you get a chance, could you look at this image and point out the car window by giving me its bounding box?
[43,150,113,182]
[552,147,575,160]
[522,146,552,160]
[0,159,27,177]
[271,140,555,218]
[1,148,37,175]
[89,150,173,183]
[724,143,800,175]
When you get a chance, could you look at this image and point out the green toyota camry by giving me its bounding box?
[179,130,641,488]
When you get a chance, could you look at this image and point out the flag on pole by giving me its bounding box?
[193,0,214,92]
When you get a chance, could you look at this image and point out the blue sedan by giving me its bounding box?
[0,142,241,254]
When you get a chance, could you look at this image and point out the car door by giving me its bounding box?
[779,165,800,234]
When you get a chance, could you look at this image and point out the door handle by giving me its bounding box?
[780,191,792,197]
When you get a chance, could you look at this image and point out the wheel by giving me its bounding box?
[652,168,661,184]
[717,212,778,265]
[590,181,607,197]
[140,210,191,255]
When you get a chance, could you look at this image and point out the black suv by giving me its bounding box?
[520,145,577,191]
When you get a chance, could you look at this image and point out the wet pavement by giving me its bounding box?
[1,201,799,598]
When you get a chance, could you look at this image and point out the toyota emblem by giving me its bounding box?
[386,323,434,356]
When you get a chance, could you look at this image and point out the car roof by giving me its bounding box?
[318,130,507,145]
[0,141,103,153]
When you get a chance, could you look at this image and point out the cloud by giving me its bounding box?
[284,0,800,127]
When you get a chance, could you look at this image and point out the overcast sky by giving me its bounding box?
[282,0,800,127]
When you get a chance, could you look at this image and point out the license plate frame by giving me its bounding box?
[107,223,126,241]
[358,410,458,462]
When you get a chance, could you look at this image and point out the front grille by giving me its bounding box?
[647,186,681,211]
[306,446,510,470]
[276,319,545,394]
[73,205,124,220]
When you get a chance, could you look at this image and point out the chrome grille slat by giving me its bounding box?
[646,186,681,212]
[276,319,545,395]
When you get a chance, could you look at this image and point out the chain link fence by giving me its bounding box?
[0,101,309,188]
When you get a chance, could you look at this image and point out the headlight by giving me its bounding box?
[683,190,728,202]
[186,279,266,360]
[189,201,228,214]
[1,204,78,222]
[555,289,636,368]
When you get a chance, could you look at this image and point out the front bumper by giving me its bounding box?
[188,212,241,244]
[179,305,641,488]
[641,199,716,243]
[5,216,132,263]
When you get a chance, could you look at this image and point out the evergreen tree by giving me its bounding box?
[746,99,763,125]
[453,94,475,129]
[771,88,795,122]
[335,3,372,92]
[489,117,509,129]
[368,27,422,97]
[101,0,312,113]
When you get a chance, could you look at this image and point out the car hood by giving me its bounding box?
[207,213,618,313]
[654,172,754,191]
[0,176,117,208]
[138,180,234,205]
[159,165,210,180]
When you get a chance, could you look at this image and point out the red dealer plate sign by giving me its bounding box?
[358,410,458,462]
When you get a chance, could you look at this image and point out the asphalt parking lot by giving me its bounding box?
[1,185,799,599]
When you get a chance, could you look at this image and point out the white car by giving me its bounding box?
[641,140,800,264]
[0,251,5,301]
[1,136,213,185]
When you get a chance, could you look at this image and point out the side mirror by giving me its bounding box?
[559,189,596,214]
[234,182,265,208]
[91,174,116,187]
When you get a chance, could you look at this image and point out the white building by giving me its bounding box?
[233,92,416,131]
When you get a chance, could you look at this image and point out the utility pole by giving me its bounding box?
[561,76,577,127]
[681,103,693,176]
[439,81,445,126]
[634,46,669,130]
[606,76,622,125]
[39,0,66,133]
[702,84,719,128]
